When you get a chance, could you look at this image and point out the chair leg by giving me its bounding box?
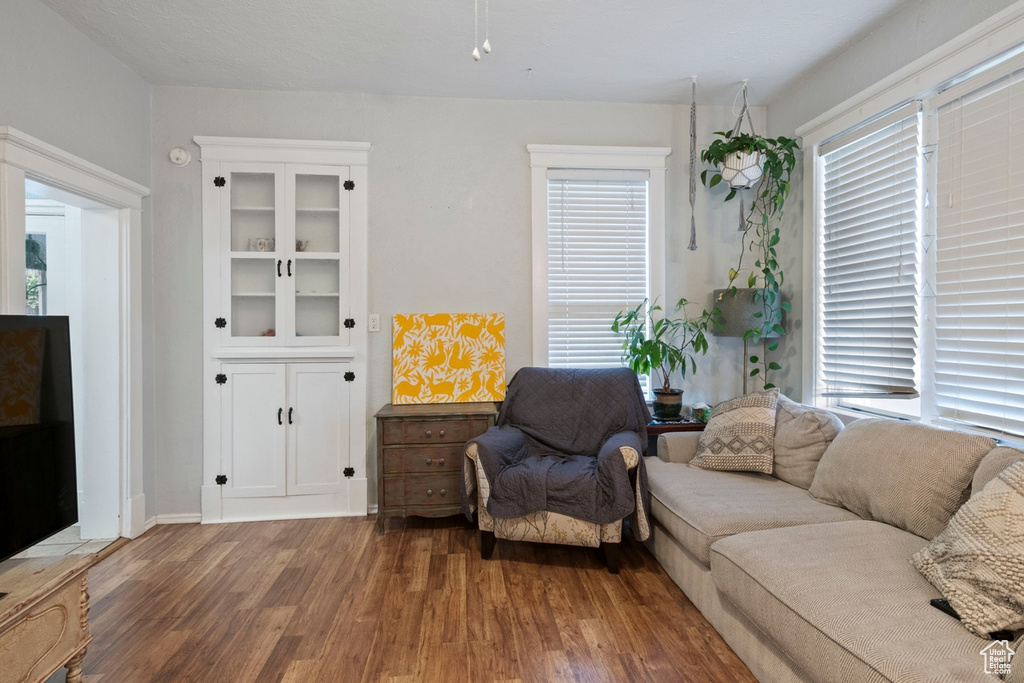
[481,530,496,560]
[602,542,620,574]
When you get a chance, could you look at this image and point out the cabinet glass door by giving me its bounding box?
[289,167,350,344]
[224,167,285,341]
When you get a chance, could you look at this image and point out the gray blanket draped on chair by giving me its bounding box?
[464,367,651,539]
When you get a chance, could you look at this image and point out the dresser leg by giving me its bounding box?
[480,530,495,559]
[65,647,86,683]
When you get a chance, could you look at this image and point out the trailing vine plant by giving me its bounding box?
[700,129,799,389]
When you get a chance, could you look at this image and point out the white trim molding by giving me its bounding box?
[527,144,671,366]
[0,125,150,540]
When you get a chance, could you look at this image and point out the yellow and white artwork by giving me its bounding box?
[392,313,505,404]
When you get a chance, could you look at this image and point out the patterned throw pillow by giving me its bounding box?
[912,460,1024,638]
[690,388,779,473]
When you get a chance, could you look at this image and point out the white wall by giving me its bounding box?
[149,86,764,515]
[2,0,156,519]
[763,0,1020,400]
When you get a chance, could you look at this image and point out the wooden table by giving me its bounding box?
[646,419,705,455]
[0,553,96,683]
[375,403,498,534]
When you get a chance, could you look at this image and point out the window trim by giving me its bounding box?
[527,144,670,366]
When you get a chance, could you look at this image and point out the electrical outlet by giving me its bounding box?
[368,314,380,332]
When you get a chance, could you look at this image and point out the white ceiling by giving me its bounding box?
[40,0,913,105]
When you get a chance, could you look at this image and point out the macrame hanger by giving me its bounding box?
[688,76,698,251]
[732,81,755,232]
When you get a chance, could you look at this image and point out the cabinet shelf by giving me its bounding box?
[296,207,341,213]
[295,292,340,298]
[232,206,275,212]
[230,252,278,258]
[232,292,275,298]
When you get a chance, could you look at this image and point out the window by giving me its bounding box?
[817,105,922,406]
[809,49,1024,439]
[529,145,669,389]
[933,65,1024,435]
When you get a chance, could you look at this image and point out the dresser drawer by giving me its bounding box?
[384,472,460,507]
[381,417,490,445]
[383,444,463,474]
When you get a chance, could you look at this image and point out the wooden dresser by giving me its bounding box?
[0,553,96,683]
[375,402,497,534]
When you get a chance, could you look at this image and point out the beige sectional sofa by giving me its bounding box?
[646,399,1023,683]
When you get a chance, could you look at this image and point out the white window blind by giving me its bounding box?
[546,172,649,378]
[935,68,1024,436]
[818,107,922,398]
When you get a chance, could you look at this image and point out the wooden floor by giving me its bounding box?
[73,516,756,682]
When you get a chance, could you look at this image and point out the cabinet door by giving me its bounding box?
[285,165,351,346]
[219,163,288,344]
[287,363,349,496]
[222,364,287,498]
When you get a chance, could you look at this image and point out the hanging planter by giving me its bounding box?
[719,149,766,189]
[699,81,799,390]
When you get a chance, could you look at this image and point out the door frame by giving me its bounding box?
[0,126,150,539]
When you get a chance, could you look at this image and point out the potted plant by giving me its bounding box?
[701,128,798,389]
[611,298,719,419]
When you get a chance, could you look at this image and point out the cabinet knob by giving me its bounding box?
[439,458,445,466]
[426,489,433,497]
[440,489,447,496]
[439,429,446,437]
[426,458,433,465]
[426,430,432,437]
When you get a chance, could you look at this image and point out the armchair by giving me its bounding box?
[461,367,651,573]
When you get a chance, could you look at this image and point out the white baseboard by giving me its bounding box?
[143,516,157,532]
[155,513,203,525]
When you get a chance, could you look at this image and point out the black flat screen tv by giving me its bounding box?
[0,315,77,564]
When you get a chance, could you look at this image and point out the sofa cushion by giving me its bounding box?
[912,460,1024,638]
[710,520,995,683]
[973,446,1024,493]
[645,455,859,567]
[809,418,995,540]
[773,393,844,489]
[691,388,778,474]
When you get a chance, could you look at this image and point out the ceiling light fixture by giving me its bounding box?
[472,0,492,61]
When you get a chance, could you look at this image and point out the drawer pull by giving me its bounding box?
[439,429,446,437]
[426,430,432,437]
[439,458,446,466]
[426,457,433,465]
[440,489,447,496]
[426,489,433,497]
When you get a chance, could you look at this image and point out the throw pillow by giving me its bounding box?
[912,460,1024,639]
[973,446,1024,494]
[808,418,994,540]
[772,394,845,489]
[690,388,779,474]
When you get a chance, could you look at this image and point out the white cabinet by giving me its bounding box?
[197,137,369,523]
[220,363,350,500]
[216,163,352,345]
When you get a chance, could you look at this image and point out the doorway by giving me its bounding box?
[25,180,121,541]
[0,126,149,540]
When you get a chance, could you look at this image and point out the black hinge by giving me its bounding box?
[343,318,355,329]
[344,371,355,382]
[215,475,227,485]
[215,373,227,385]
[343,467,355,478]
[343,180,355,191]
[215,317,227,329]
[214,176,226,187]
